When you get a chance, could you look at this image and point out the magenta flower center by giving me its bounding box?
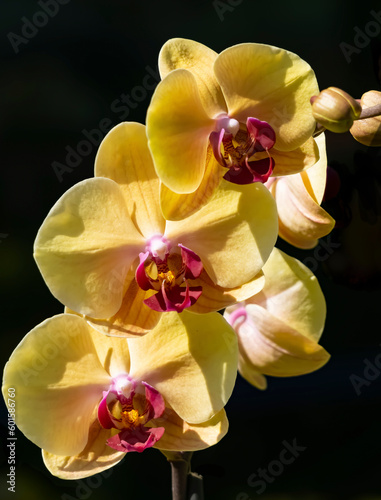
[98,374,166,453]
[209,116,276,185]
[135,235,203,313]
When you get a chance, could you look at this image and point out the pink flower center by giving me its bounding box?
[135,235,203,312]
[98,374,166,453]
[210,116,276,184]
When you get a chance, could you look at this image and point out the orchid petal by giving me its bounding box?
[34,178,145,318]
[299,133,328,204]
[189,269,265,313]
[235,304,330,377]
[214,43,319,151]
[87,269,161,338]
[269,170,335,249]
[95,121,165,238]
[42,419,125,479]
[159,147,225,220]
[1,314,111,456]
[159,38,227,118]
[166,180,278,289]
[266,136,319,177]
[248,248,327,340]
[146,68,215,194]
[152,408,228,451]
[128,311,238,424]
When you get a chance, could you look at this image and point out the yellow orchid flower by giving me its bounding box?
[2,311,237,479]
[34,122,277,337]
[265,133,335,249]
[146,38,320,219]
[224,248,330,390]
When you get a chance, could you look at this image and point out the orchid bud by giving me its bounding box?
[311,87,362,133]
[350,90,381,146]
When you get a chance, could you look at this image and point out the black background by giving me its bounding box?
[1,1,381,499]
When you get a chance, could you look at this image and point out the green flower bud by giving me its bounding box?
[311,87,362,133]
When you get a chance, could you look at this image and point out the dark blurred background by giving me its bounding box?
[1,1,381,499]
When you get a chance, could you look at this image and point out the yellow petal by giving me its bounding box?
[300,133,328,204]
[266,136,319,177]
[251,248,327,341]
[237,360,267,390]
[165,180,278,289]
[1,314,111,456]
[189,269,265,314]
[42,418,125,479]
[159,38,227,118]
[235,304,330,377]
[152,408,228,451]
[34,178,145,318]
[146,68,215,194]
[128,311,238,424]
[160,146,225,220]
[87,268,161,338]
[214,43,319,151]
[95,121,165,238]
[269,172,335,249]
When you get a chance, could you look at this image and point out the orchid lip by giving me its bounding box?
[209,116,276,185]
[98,375,166,454]
[136,240,203,313]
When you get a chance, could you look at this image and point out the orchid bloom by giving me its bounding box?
[2,311,237,479]
[224,248,330,390]
[265,133,335,249]
[33,122,277,337]
[146,38,320,219]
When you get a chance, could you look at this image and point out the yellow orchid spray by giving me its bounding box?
[1,34,355,499]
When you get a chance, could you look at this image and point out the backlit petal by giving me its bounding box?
[235,305,330,377]
[160,146,225,220]
[42,418,125,479]
[269,171,335,249]
[152,408,228,451]
[147,68,215,193]
[87,268,161,338]
[189,269,265,313]
[95,121,165,238]
[159,38,227,118]
[1,314,111,456]
[165,180,278,288]
[128,311,238,424]
[299,133,328,204]
[250,248,327,341]
[267,137,319,177]
[214,43,319,151]
[34,178,145,318]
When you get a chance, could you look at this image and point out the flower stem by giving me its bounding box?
[162,450,204,500]
[170,453,190,500]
